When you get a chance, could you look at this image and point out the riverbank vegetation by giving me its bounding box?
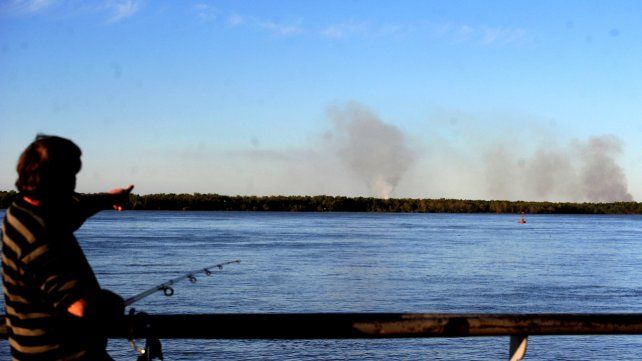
[1,190,641,214]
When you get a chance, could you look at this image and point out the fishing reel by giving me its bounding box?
[128,309,164,361]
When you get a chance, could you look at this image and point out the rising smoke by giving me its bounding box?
[219,106,634,202]
[326,102,417,198]
[484,135,633,202]
[576,135,632,202]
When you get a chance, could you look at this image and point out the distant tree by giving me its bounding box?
[3,190,640,214]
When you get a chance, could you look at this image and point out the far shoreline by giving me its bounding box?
[1,191,640,215]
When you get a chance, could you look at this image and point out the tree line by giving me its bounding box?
[2,190,642,214]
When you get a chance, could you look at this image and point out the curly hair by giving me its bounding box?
[15,135,82,198]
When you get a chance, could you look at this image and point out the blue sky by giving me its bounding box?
[1,0,641,201]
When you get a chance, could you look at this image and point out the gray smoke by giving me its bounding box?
[326,102,417,198]
[484,135,633,202]
[576,135,632,202]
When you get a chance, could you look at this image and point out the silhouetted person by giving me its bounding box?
[2,135,133,360]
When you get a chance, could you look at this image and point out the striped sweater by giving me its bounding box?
[2,195,110,361]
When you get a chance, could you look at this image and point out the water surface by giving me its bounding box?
[2,211,642,360]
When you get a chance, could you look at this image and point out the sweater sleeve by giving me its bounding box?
[68,193,114,231]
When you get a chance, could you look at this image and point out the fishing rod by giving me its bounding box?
[125,260,241,360]
[124,259,241,306]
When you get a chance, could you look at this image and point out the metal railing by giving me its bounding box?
[3,313,642,360]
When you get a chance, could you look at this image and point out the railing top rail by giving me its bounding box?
[3,313,642,339]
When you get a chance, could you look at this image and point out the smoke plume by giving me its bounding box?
[200,107,634,202]
[326,103,417,198]
[576,135,632,202]
[483,135,633,202]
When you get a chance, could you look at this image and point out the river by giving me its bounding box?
[2,211,642,360]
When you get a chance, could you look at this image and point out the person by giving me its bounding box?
[2,135,133,360]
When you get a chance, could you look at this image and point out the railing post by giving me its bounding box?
[509,335,528,361]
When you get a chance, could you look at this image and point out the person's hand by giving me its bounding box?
[98,289,125,319]
[83,289,126,335]
[108,184,134,211]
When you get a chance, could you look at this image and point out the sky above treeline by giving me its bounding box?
[1,0,641,201]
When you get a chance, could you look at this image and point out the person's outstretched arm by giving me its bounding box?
[72,185,135,224]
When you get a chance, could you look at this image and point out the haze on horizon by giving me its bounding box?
[1,1,641,202]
